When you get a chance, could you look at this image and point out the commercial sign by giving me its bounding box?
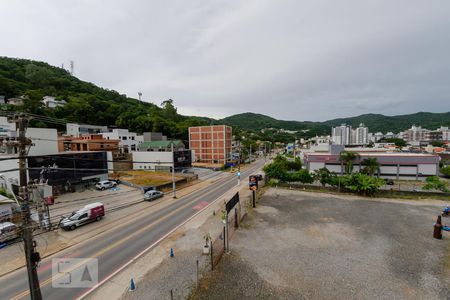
[249,175,258,191]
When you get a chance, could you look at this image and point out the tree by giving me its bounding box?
[286,157,302,171]
[263,160,287,180]
[314,168,333,187]
[339,151,359,174]
[285,169,314,183]
[423,176,449,192]
[440,166,450,178]
[386,138,406,150]
[430,140,444,147]
[361,158,380,176]
[345,173,385,196]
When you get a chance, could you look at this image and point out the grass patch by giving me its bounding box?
[114,170,183,187]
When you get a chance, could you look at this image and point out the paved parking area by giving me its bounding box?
[192,189,450,300]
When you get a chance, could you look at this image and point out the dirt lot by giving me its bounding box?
[191,189,450,300]
[115,170,184,187]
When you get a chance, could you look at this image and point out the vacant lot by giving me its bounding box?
[192,189,450,300]
[115,170,183,187]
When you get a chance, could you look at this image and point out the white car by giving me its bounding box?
[95,180,117,191]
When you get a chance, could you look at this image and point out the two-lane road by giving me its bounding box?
[0,160,266,300]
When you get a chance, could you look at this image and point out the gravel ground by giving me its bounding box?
[191,188,450,300]
[120,217,224,300]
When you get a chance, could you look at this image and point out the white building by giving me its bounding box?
[132,150,193,172]
[402,125,429,142]
[332,124,352,145]
[66,123,108,137]
[102,129,144,153]
[305,152,439,180]
[355,123,369,145]
[438,126,450,141]
[7,97,23,106]
[42,96,66,109]
[0,124,59,191]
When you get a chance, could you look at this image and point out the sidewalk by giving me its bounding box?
[86,176,260,300]
[0,172,229,277]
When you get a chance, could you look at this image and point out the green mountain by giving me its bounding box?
[322,112,450,133]
[221,112,450,135]
[0,56,210,142]
[1,56,448,142]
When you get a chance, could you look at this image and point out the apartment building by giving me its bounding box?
[188,125,232,164]
[331,124,352,145]
[101,128,144,153]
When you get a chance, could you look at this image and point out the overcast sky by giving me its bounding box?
[1,1,449,121]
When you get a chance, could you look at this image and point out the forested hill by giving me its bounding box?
[221,111,450,135]
[1,56,448,141]
[0,56,210,141]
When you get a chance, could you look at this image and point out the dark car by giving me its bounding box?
[384,179,394,185]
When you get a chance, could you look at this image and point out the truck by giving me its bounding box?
[60,202,105,231]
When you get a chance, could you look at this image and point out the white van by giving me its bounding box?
[0,222,20,243]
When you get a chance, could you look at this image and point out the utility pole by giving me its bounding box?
[171,142,176,199]
[14,114,43,300]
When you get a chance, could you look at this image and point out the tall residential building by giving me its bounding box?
[402,125,429,142]
[438,126,450,141]
[355,123,369,145]
[188,125,232,164]
[331,124,352,145]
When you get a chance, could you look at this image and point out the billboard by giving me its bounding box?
[27,152,108,185]
[173,150,192,169]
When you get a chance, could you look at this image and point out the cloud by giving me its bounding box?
[1,0,449,121]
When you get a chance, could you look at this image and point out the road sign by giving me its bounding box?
[249,175,258,191]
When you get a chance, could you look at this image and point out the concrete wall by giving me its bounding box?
[132,151,173,171]
[27,128,58,155]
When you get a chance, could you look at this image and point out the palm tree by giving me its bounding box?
[361,158,380,176]
[339,151,359,174]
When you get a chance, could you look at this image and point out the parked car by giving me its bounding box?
[60,202,105,231]
[0,222,20,243]
[144,190,164,201]
[384,179,395,185]
[95,180,117,190]
[108,178,121,185]
[181,169,194,174]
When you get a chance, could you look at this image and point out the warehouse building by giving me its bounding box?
[304,152,439,179]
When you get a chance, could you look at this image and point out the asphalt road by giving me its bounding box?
[0,160,265,300]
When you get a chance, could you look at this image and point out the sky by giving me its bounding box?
[1,0,449,121]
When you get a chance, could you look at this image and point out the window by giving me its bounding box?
[122,136,127,140]
[79,213,88,220]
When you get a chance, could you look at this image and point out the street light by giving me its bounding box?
[171,142,176,199]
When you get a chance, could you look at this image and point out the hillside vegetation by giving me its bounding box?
[0,57,210,141]
[221,111,450,135]
[1,56,448,143]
